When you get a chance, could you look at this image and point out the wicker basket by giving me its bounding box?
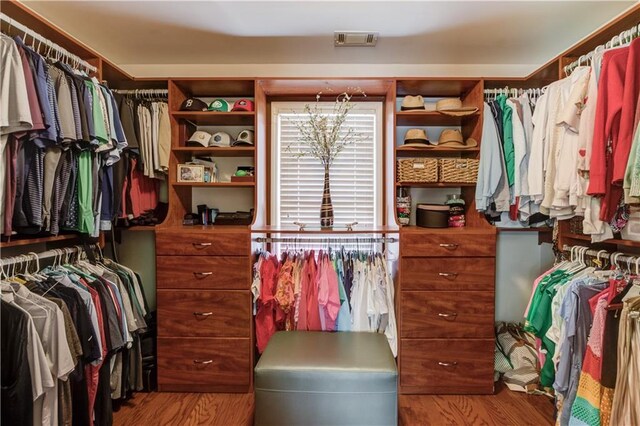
[397,158,438,183]
[439,159,479,183]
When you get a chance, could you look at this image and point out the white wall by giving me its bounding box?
[495,232,554,322]
[112,230,158,310]
[122,63,536,78]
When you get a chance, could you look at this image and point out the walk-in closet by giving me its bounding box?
[1,1,640,425]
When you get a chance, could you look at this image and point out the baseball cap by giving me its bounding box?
[180,98,208,111]
[186,131,212,147]
[208,99,230,112]
[232,129,255,146]
[210,131,233,147]
[231,99,254,112]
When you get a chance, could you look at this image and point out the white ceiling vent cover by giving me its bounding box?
[334,31,378,47]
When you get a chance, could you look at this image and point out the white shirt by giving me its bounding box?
[528,91,550,203]
[553,66,590,210]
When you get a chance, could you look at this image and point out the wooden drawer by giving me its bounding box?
[401,231,495,257]
[401,257,494,291]
[157,256,250,290]
[156,230,249,256]
[400,339,494,394]
[401,291,494,338]
[157,290,250,337]
[158,337,251,392]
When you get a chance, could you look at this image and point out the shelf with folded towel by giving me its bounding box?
[396,111,480,126]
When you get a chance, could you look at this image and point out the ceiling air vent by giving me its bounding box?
[334,31,378,47]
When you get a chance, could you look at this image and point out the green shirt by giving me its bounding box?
[497,95,515,187]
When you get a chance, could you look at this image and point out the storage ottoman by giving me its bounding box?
[254,331,398,426]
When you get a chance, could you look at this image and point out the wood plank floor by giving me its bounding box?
[113,384,554,426]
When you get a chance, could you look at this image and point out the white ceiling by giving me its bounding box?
[21,1,636,75]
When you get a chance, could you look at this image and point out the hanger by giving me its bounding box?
[624,259,640,301]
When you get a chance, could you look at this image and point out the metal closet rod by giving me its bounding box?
[0,12,97,73]
[254,237,398,244]
[112,89,168,96]
[565,22,640,75]
[562,244,640,267]
[0,243,101,267]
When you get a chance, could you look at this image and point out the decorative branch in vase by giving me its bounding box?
[287,88,366,229]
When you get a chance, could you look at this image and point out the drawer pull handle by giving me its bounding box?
[193,359,213,365]
[193,272,213,278]
[438,312,458,318]
[438,272,458,278]
[193,312,213,317]
[192,242,212,248]
[438,361,458,368]
[439,243,459,250]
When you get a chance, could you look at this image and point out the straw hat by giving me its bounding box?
[436,98,478,116]
[401,95,425,111]
[438,129,478,149]
[403,128,432,147]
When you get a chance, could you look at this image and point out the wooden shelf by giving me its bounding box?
[396,146,479,156]
[172,147,255,157]
[396,182,476,188]
[396,111,479,126]
[171,111,255,126]
[396,79,481,97]
[400,226,496,235]
[157,224,251,232]
[172,182,255,187]
[1,233,82,248]
[563,232,640,248]
[171,79,255,97]
[251,225,400,234]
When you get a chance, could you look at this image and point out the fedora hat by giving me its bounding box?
[403,128,432,147]
[401,95,425,111]
[436,98,478,116]
[438,129,478,149]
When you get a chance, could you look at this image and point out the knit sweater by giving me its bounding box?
[612,38,640,185]
[587,47,629,221]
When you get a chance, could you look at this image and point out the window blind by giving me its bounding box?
[272,102,382,229]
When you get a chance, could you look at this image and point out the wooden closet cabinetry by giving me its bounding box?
[155,228,252,392]
[399,228,496,394]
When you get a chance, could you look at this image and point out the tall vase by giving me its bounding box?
[320,165,334,229]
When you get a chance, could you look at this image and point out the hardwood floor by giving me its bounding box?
[113,383,554,426]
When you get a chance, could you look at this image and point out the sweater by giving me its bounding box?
[612,38,640,185]
[587,47,629,221]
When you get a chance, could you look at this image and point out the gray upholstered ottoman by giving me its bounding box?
[254,331,398,426]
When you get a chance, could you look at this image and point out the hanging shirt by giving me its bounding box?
[497,94,515,187]
[587,47,630,220]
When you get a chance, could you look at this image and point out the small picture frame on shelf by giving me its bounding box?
[177,164,205,183]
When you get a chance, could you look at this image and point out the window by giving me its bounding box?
[271,102,383,230]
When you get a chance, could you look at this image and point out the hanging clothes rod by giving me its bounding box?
[0,243,101,268]
[111,89,168,96]
[254,237,398,244]
[483,87,545,100]
[0,12,97,73]
[561,244,640,269]
[564,22,640,75]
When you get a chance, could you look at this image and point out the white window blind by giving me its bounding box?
[271,102,383,229]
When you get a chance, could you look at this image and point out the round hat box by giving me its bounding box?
[416,204,449,228]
